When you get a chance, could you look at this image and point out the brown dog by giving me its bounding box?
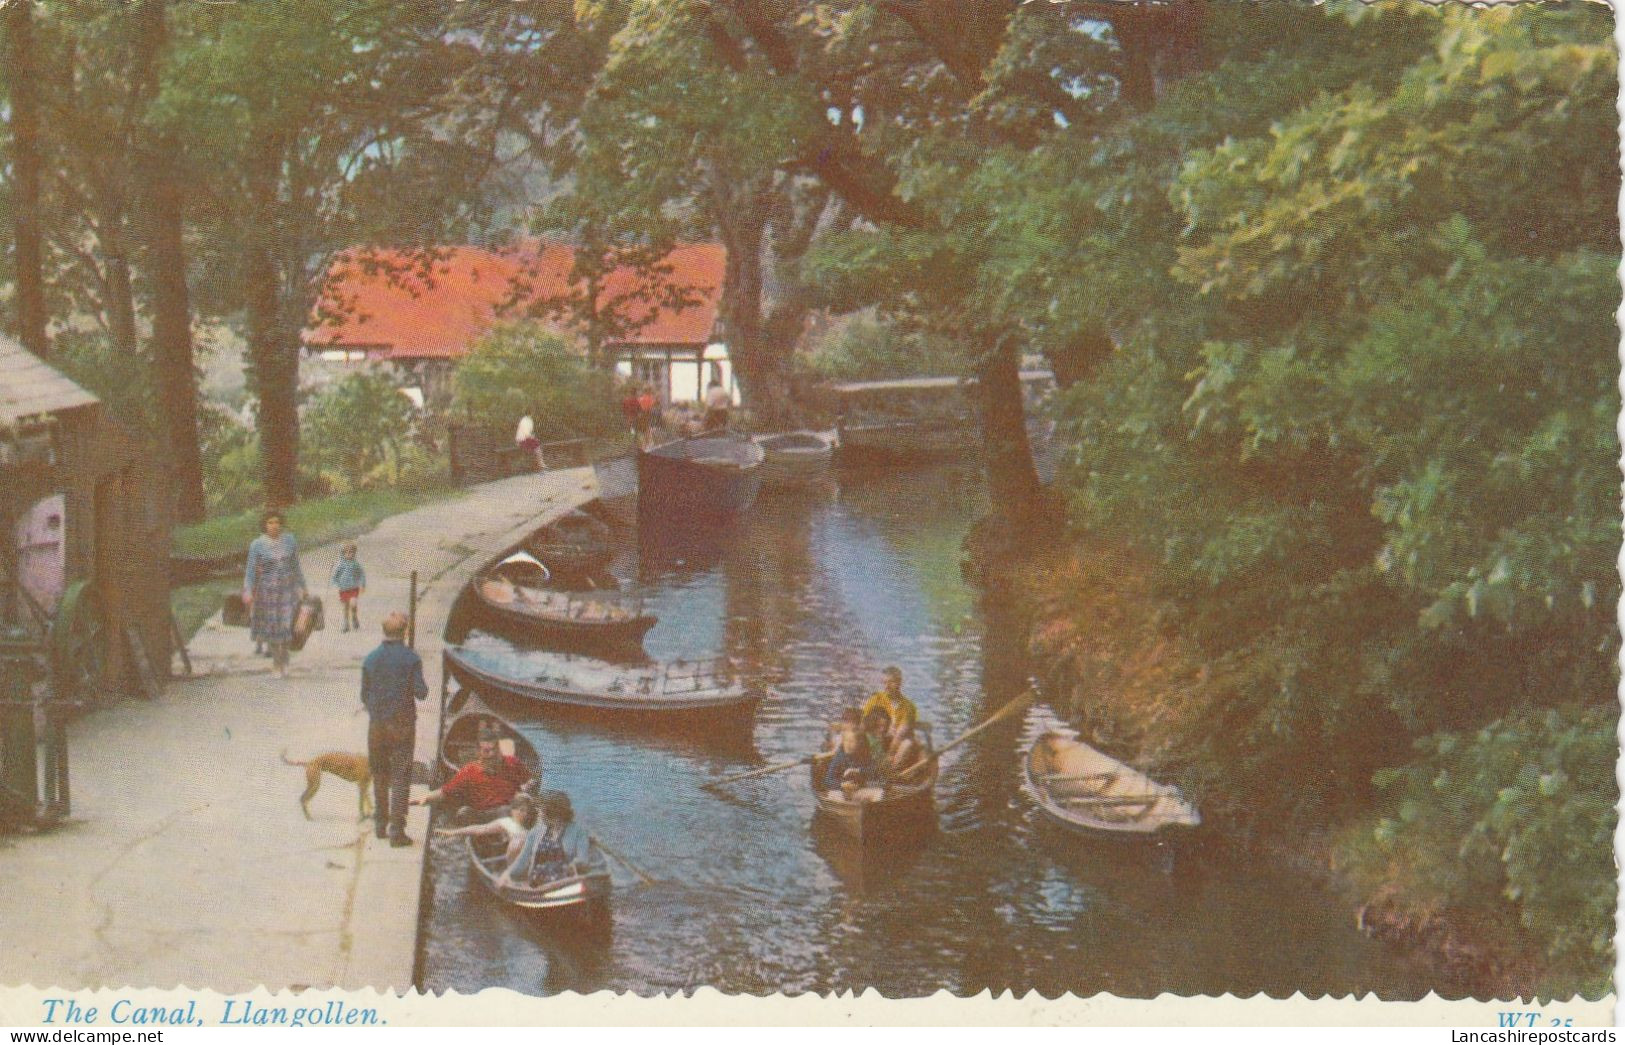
[281,750,372,821]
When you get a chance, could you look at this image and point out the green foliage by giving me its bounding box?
[1018,3,1621,990]
[197,405,262,516]
[48,330,155,435]
[1338,705,1618,999]
[450,323,621,443]
[800,313,961,382]
[302,373,417,493]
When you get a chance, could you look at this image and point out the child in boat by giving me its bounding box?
[331,542,366,633]
[435,791,538,868]
[501,790,598,887]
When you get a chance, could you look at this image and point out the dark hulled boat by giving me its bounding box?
[808,730,938,845]
[524,509,615,575]
[472,552,655,651]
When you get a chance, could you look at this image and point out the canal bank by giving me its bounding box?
[0,467,598,993]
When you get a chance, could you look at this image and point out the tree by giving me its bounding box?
[2,0,48,357]
[168,0,586,506]
[128,0,206,522]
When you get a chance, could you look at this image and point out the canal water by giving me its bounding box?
[419,465,1460,999]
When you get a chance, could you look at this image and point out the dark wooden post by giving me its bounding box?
[407,570,418,649]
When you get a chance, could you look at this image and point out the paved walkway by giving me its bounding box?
[0,468,597,993]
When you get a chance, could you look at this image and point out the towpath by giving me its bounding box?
[0,468,596,993]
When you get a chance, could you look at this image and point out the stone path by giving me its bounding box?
[0,468,597,992]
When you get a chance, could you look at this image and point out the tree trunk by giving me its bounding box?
[245,246,301,508]
[132,0,207,523]
[716,194,788,427]
[977,334,1042,527]
[4,0,49,357]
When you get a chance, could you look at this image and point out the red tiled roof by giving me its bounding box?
[305,242,724,359]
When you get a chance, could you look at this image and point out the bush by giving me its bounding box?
[303,371,417,492]
[1334,705,1618,999]
[450,322,621,442]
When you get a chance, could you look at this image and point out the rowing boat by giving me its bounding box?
[808,730,938,845]
[440,691,613,915]
[1024,731,1200,838]
[472,552,655,650]
[753,430,836,488]
[525,509,615,574]
[445,642,759,717]
[440,688,540,779]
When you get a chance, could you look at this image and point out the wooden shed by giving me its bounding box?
[0,334,171,701]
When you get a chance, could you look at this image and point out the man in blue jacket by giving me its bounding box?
[361,612,428,847]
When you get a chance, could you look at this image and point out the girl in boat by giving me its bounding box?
[435,791,539,868]
[243,511,307,678]
[499,791,600,887]
[820,707,873,792]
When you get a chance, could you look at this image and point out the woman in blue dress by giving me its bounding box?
[243,511,307,678]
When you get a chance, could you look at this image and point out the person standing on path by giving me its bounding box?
[361,611,428,847]
[243,511,307,678]
[331,542,366,633]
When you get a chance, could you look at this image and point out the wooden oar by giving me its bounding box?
[699,755,815,792]
[589,833,660,886]
[896,683,1038,779]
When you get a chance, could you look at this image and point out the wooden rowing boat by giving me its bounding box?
[753,430,836,488]
[525,509,615,574]
[472,552,655,650]
[808,731,938,845]
[440,691,613,914]
[440,688,540,780]
[446,642,759,717]
[1024,731,1200,839]
[638,434,764,523]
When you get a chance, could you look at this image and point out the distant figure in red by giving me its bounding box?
[413,731,532,824]
[637,386,658,444]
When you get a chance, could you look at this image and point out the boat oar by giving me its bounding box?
[699,755,815,792]
[589,833,660,887]
[897,683,1038,779]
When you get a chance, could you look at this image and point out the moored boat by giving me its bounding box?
[638,435,764,523]
[1024,731,1200,839]
[466,833,613,913]
[525,509,615,574]
[440,691,613,915]
[446,642,759,717]
[808,730,938,845]
[753,430,836,488]
[472,552,655,650]
[439,687,539,779]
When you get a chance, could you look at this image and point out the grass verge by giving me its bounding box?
[172,483,454,559]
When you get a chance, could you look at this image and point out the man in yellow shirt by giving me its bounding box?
[861,666,917,737]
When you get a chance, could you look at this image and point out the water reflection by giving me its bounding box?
[420,467,1461,1000]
